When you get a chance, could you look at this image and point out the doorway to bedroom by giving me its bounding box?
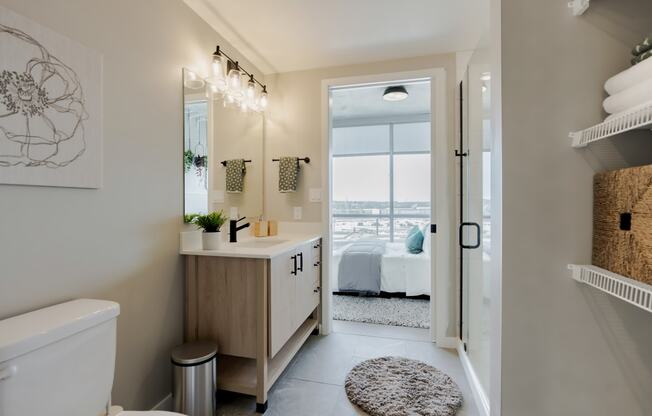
[328,78,433,340]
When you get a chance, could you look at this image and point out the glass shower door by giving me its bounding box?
[460,63,492,395]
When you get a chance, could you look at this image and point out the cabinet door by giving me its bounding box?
[269,252,297,357]
[295,241,320,324]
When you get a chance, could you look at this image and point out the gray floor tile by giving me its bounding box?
[215,324,480,415]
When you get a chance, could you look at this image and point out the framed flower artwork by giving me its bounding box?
[0,6,102,188]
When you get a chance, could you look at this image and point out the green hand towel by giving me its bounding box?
[225,159,246,193]
[279,157,299,193]
[631,49,652,66]
[632,34,652,56]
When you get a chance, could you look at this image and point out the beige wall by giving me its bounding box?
[0,0,261,410]
[264,53,457,222]
[500,0,652,414]
[211,104,264,219]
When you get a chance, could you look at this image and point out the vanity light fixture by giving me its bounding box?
[383,85,408,102]
[227,61,242,90]
[208,44,268,113]
[246,75,256,99]
[210,46,227,91]
[259,86,268,109]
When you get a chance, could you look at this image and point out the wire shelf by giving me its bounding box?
[569,100,652,147]
[568,264,652,313]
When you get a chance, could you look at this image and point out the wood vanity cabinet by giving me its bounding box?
[183,237,321,411]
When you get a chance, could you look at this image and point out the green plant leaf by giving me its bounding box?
[184,213,199,224]
[193,210,227,232]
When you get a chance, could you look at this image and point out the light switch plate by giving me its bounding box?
[309,188,322,202]
[213,190,225,203]
[293,206,303,220]
[230,207,239,219]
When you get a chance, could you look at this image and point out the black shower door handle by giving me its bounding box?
[459,222,481,249]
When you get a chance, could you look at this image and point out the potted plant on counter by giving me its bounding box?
[193,211,227,250]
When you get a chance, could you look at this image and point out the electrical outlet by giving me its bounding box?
[293,206,303,220]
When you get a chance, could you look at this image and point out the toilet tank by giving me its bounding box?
[0,299,120,416]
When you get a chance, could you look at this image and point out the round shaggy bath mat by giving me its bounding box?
[345,356,463,416]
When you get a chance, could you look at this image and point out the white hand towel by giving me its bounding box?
[603,77,652,114]
[604,57,652,95]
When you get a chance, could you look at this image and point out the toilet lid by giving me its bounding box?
[118,412,186,416]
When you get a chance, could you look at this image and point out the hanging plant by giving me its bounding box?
[184,149,194,173]
[193,154,207,177]
[193,143,207,177]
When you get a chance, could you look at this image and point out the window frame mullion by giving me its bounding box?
[389,122,395,242]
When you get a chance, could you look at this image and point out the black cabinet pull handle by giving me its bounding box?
[291,255,297,275]
[297,252,304,272]
[314,261,320,267]
[313,243,320,249]
[459,222,481,249]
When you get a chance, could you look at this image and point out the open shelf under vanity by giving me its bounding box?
[217,318,318,396]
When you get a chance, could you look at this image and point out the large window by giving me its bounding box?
[332,122,430,243]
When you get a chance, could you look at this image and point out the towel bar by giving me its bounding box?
[272,157,310,163]
[220,160,252,166]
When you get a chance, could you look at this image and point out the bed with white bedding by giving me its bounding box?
[331,241,431,297]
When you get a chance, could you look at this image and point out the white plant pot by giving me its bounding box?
[202,231,222,250]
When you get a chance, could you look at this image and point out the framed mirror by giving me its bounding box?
[183,68,264,221]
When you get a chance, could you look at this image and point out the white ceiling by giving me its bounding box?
[183,0,489,74]
[331,81,430,122]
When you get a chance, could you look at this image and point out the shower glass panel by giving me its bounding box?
[460,60,492,394]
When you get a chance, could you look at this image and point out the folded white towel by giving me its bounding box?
[603,77,652,114]
[604,57,652,95]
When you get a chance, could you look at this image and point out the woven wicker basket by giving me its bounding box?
[593,164,652,285]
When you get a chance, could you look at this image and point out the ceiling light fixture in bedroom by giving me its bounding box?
[383,85,408,102]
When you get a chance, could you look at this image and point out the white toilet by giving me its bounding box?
[0,299,186,416]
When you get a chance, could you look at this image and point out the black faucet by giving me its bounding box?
[229,217,250,243]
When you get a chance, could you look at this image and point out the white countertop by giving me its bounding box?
[180,233,321,259]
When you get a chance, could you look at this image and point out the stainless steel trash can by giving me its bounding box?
[171,341,218,416]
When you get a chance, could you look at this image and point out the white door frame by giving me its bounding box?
[319,68,452,346]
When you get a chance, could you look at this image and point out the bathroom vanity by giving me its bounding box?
[180,235,321,412]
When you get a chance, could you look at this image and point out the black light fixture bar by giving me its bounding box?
[214,45,266,90]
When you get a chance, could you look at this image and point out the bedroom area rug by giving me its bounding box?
[333,294,430,328]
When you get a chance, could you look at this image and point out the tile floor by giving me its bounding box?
[216,321,479,415]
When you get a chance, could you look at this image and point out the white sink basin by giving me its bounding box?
[234,239,288,248]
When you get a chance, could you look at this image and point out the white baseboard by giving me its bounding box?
[437,336,458,349]
[457,342,490,416]
[152,394,172,411]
